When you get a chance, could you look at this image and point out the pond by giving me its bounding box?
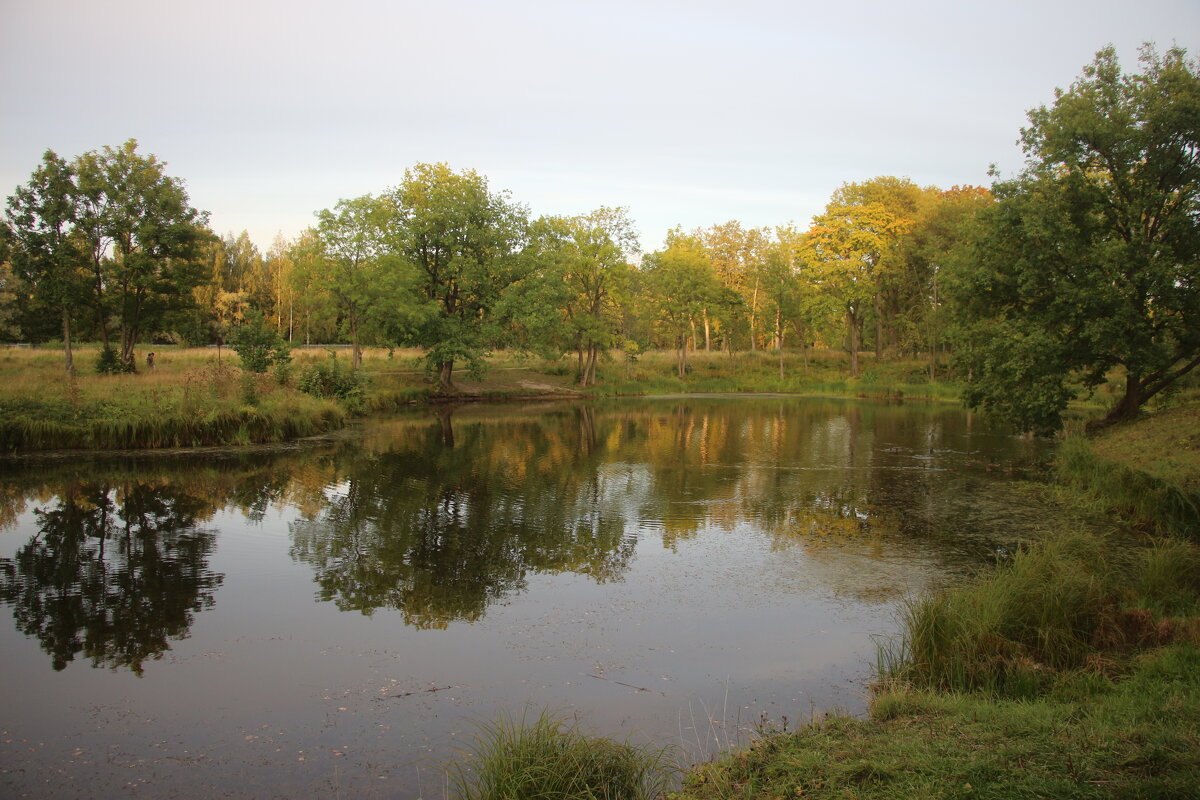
[0,396,1053,798]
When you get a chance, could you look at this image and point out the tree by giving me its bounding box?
[502,208,637,385]
[702,221,768,351]
[230,308,291,374]
[953,45,1200,432]
[761,226,814,379]
[643,230,720,377]
[827,177,927,359]
[384,163,528,391]
[805,202,907,377]
[73,140,211,369]
[0,222,23,341]
[287,229,339,345]
[905,186,993,379]
[4,151,88,370]
[314,195,392,368]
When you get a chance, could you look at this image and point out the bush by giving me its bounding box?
[231,311,291,374]
[450,710,676,800]
[297,351,366,409]
[95,345,134,375]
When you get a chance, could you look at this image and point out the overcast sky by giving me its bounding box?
[2,0,1198,253]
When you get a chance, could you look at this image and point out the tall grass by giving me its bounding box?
[880,530,1200,696]
[1057,435,1200,537]
[0,345,345,451]
[593,349,958,400]
[449,710,677,800]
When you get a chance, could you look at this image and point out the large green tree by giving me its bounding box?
[954,45,1200,432]
[643,230,721,377]
[805,202,907,377]
[384,163,528,391]
[73,140,211,368]
[5,151,89,370]
[314,195,398,368]
[502,207,637,385]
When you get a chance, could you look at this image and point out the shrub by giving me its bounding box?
[449,709,676,800]
[95,345,134,374]
[231,311,291,374]
[297,350,366,409]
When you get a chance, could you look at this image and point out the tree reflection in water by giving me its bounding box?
[290,406,636,628]
[0,482,223,674]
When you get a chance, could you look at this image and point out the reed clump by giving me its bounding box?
[449,710,677,800]
[879,530,1200,697]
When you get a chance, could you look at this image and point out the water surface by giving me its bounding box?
[0,397,1051,798]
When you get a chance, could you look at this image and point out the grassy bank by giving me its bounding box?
[675,404,1200,799]
[0,346,346,451]
[592,349,957,401]
[0,344,956,452]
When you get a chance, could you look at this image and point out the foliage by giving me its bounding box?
[230,309,291,374]
[449,709,677,800]
[501,207,638,386]
[805,198,911,378]
[952,45,1200,432]
[297,350,366,408]
[94,344,134,374]
[313,194,426,367]
[4,150,88,370]
[384,162,528,391]
[642,229,723,377]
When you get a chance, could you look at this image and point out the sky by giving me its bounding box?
[2,0,1198,253]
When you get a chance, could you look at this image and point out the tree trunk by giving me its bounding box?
[703,309,711,351]
[847,308,860,378]
[776,308,784,380]
[778,333,785,381]
[438,360,455,392]
[676,336,687,378]
[1091,375,1146,430]
[874,292,883,361]
[61,308,74,373]
[749,279,759,351]
[351,317,362,369]
[582,344,598,387]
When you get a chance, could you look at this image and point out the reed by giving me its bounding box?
[448,709,677,800]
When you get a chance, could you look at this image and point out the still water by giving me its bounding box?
[0,397,1051,798]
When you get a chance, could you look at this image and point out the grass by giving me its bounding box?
[0,345,345,451]
[594,349,958,401]
[1056,409,1200,537]
[879,531,1200,697]
[0,344,958,452]
[672,402,1200,800]
[448,709,678,800]
[681,643,1200,799]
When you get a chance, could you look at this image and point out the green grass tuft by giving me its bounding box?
[449,709,677,800]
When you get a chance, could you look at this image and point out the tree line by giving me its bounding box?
[3,45,1198,432]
